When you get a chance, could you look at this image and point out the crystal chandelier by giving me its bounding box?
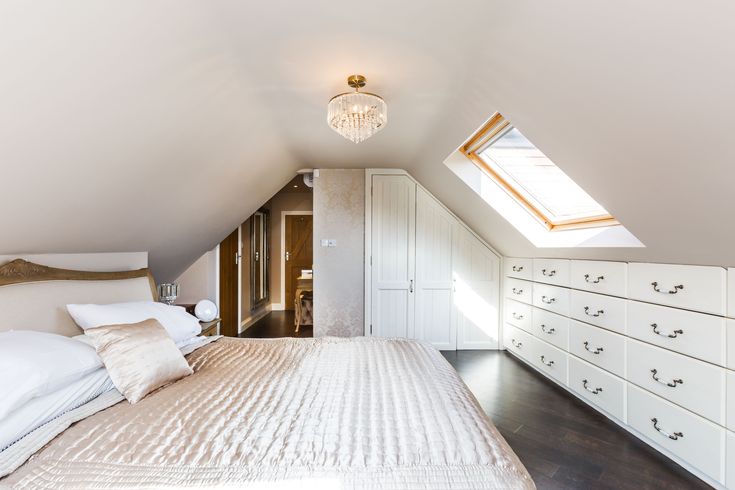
[327,75,387,143]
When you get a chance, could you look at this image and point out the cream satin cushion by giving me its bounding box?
[84,319,193,404]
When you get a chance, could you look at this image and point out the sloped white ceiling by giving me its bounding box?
[1,1,734,280]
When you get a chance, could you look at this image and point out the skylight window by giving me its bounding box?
[461,113,617,230]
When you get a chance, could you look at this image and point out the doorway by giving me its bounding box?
[282,213,313,311]
[218,228,239,337]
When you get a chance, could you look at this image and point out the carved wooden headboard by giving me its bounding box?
[0,259,157,336]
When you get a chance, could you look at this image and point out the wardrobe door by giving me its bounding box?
[453,226,500,349]
[370,175,416,338]
[414,188,455,349]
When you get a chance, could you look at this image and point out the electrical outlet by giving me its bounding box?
[328,239,337,247]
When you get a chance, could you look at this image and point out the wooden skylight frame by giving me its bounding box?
[460,113,619,231]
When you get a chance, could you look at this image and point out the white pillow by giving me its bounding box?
[66,301,201,345]
[0,367,114,451]
[0,331,103,420]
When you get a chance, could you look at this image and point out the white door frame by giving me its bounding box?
[277,210,314,311]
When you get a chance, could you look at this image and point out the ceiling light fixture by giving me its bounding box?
[327,75,387,143]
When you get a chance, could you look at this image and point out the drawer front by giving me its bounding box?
[533,340,568,385]
[728,371,735,431]
[626,339,725,424]
[504,299,532,332]
[569,320,626,377]
[569,355,625,421]
[505,324,537,363]
[505,258,532,281]
[728,268,735,318]
[627,300,726,365]
[570,290,627,334]
[727,431,735,489]
[532,307,569,351]
[728,319,735,369]
[532,283,570,317]
[532,258,570,287]
[627,262,726,315]
[627,384,724,483]
[570,260,627,297]
[504,278,532,305]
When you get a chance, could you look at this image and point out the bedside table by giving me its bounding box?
[200,319,221,337]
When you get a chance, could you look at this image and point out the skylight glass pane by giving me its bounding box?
[478,127,609,223]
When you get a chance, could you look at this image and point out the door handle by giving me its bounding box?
[285,251,290,261]
[409,280,414,293]
[253,251,259,262]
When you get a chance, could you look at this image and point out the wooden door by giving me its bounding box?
[452,225,500,349]
[284,215,313,310]
[414,188,456,349]
[370,175,416,338]
[219,228,239,337]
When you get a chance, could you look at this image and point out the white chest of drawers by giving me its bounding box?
[505,258,532,281]
[532,258,570,287]
[504,299,532,332]
[504,278,532,305]
[532,283,570,317]
[627,262,726,316]
[627,300,726,365]
[570,260,627,297]
[532,307,569,351]
[728,268,735,318]
[626,339,726,424]
[502,257,734,489]
[570,290,626,334]
[627,384,725,483]
[728,319,735,369]
[569,320,626,377]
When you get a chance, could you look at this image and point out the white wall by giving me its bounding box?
[175,248,218,306]
[313,169,365,337]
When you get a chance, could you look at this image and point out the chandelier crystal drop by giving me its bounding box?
[327,75,387,144]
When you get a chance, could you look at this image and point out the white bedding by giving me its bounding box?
[2,337,534,489]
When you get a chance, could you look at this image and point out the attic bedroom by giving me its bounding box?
[1,2,733,489]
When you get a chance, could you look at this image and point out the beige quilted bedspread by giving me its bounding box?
[2,337,534,489]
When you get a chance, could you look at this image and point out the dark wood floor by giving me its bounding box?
[442,350,712,490]
[239,310,313,338]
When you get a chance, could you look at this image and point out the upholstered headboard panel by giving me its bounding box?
[0,259,157,337]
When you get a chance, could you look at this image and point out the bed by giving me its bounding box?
[0,259,534,489]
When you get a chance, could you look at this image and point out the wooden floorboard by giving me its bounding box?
[239,311,313,338]
[442,350,713,490]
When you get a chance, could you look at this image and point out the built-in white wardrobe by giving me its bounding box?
[365,170,500,350]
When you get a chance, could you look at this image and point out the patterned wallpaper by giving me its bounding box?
[313,169,365,337]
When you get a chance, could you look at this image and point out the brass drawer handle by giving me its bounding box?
[512,287,523,295]
[511,339,522,348]
[542,269,556,277]
[584,274,604,284]
[512,265,524,272]
[540,355,554,367]
[540,324,555,334]
[651,418,683,440]
[650,323,683,339]
[650,369,683,388]
[651,282,684,294]
[511,312,524,320]
[541,295,556,304]
[582,379,603,395]
[584,306,604,317]
[583,341,604,354]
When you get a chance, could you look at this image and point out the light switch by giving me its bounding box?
[320,239,329,247]
[328,239,337,247]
